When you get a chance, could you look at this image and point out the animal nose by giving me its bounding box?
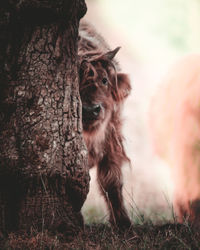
[92,104,101,116]
[82,104,101,118]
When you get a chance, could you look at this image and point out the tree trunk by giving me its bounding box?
[0,0,90,238]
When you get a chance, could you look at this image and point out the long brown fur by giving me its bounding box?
[78,21,131,229]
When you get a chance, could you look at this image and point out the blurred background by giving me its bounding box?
[81,0,200,224]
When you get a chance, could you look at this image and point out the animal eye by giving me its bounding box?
[102,77,108,85]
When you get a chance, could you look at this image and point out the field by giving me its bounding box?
[1,221,199,249]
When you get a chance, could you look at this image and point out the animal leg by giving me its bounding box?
[97,158,132,230]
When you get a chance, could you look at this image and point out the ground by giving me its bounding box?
[1,222,199,249]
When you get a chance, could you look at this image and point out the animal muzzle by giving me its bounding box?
[82,104,102,121]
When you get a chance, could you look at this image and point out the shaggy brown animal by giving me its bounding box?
[150,54,200,226]
[78,21,132,229]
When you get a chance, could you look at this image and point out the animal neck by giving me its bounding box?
[83,112,111,152]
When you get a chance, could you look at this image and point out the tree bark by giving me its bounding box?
[0,0,89,238]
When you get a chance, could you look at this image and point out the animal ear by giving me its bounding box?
[114,73,131,101]
[102,47,121,60]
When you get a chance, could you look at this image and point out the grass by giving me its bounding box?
[1,220,200,249]
[0,192,192,249]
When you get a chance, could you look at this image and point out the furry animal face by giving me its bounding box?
[79,48,131,132]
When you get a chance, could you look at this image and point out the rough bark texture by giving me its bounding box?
[0,0,90,238]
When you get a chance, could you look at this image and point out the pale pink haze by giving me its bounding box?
[150,54,200,223]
